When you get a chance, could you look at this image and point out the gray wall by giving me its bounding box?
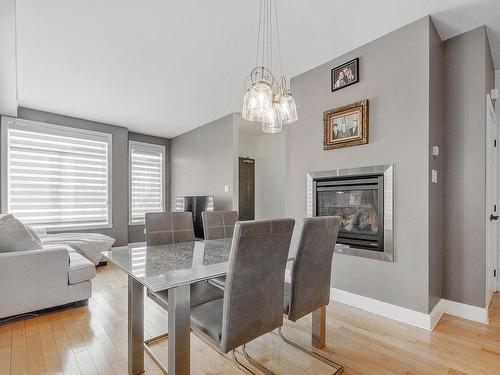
[0,0,17,117]
[255,132,286,219]
[128,132,170,243]
[496,70,500,114]
[287,17,432,313]
[428,20,445,312]
[443,26,495,308]
[236,116,287,220]
[0,107,170,246]
[170,114,236,211]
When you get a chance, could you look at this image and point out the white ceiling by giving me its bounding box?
[14,0,500,138]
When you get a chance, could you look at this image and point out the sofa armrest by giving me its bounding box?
[0,246,72,318]
[0,245,70,270]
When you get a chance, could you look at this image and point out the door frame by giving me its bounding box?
[486,93,498,305]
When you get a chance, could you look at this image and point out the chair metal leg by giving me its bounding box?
[145,328,226,375]
[143,332,170,374]
[242,344,275,375]
[145,333,169,346]
[193,329,263,375]
[232,350,257,375]
[144,342,169,374]
[278,327,344,375]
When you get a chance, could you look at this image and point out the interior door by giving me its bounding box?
[238,157,255,221]
[486,94,498,305]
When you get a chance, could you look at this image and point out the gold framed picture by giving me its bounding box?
[323,99,369,150]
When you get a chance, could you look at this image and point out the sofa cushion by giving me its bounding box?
[69,253,96,284]
[42,233,115,265]
[0,217,42,253]
[0,214,14,222]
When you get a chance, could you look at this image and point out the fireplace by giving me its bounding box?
[307,164,394,261]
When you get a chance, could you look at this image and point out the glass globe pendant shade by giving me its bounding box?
[262,102,283,133]
[245,80,273,122]
[277,91,298,124]
[242,89,252,120]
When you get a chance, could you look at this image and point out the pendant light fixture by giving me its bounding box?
[242,0,298,133]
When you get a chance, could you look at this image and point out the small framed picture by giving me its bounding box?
[331,58,359,92]
[323,99,368,150]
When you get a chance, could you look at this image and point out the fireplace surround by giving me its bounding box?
[307,164,394,262]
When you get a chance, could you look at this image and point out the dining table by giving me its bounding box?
[101,238,328,375]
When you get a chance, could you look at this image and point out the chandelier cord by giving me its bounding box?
[269,0,272,76]
[256,0,262,68]
[262,0,269,70]
[274,0,283,84]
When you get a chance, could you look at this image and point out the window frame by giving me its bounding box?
[128,140,166,225]
[1,116,113,232]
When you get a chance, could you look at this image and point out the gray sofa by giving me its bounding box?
[0,244,96,319]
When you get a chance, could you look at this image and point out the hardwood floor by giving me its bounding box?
[1,263,500,375]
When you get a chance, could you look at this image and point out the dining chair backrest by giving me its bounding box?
[145,212,195,245]
[202,210,239,240]
[220,218,295,353]
[287,216,342,322]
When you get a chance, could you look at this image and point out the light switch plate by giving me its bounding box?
[432,169,438,183]
[224,185,229,192]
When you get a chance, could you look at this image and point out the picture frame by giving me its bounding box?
[331,58,359,92]
[323,99,369,150]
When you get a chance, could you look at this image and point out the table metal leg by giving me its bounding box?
[128,276,144,375]
[167,284,191,375]
[312,306,326,349]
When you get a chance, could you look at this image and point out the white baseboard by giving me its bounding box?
[330,288,433,330]
[330,288,489,331]
[429,299,446,330]
[442,299,489,324]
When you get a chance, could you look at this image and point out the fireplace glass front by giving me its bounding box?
[315,175,384,251]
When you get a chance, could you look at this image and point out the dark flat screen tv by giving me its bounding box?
[175,195,214,239]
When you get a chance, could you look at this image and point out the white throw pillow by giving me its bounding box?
[0,218,42,253]
[26,225,43,246]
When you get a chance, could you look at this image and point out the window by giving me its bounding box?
[1,117,112,231]
[129,141,165,224]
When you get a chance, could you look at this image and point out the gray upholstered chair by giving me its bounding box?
[279,216,343,374]
[202,210,238,289]
[145,211,196,245]
[190,218,295,374]
[144,211,224,309]
[202,210,239,240]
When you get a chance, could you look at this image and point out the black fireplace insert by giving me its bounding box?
[314,174,384,252]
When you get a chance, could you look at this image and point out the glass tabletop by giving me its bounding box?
[101,239,233,292]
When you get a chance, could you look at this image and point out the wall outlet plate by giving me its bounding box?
[432,169,438,183]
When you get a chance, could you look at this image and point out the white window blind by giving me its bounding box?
[129,141,165,224]
[1,117,112,231]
